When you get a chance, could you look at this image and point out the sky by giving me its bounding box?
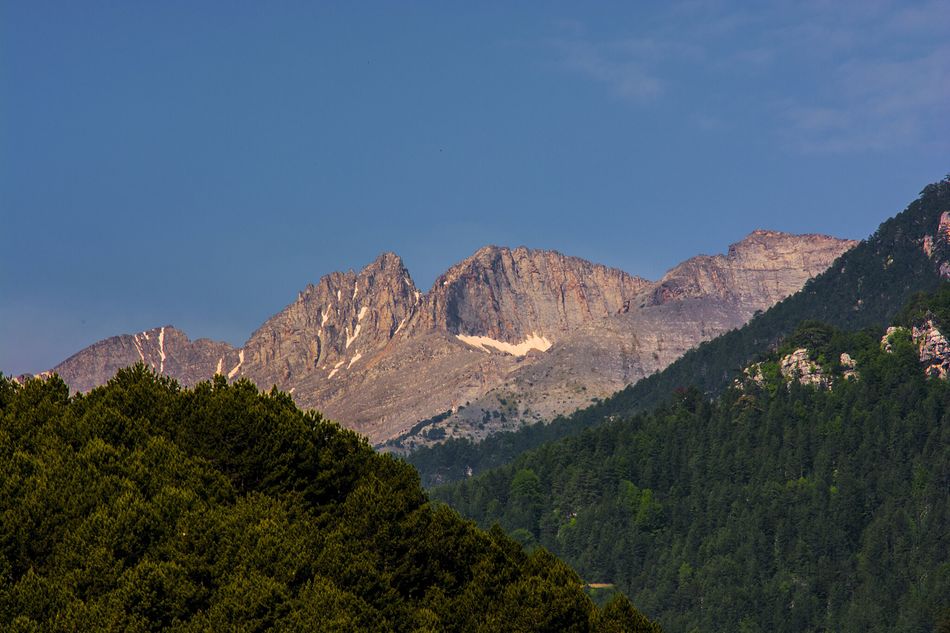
[2,0,949,375]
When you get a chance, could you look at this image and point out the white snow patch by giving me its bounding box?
[414,291,421,302]
[132,334,145,362]
[321,307,331,326]
[353,282,359,299]
[348,352,362,368]
[158,327,166,373]
[142,331,149,341]
[346,324,361,348]
[394,317,408,335]
[228,350,245,379]
[328,359,345,379]
[455,332,552,357]
[288,387,296,394]
[337,289,341,301]
[215,357,223,376]
[358,306,368,321]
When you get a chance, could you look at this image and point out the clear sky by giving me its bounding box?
[3,1,949,375]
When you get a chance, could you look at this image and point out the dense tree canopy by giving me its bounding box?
[0,367,658,632]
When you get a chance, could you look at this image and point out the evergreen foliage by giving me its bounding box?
[433,313,950,632]
[0,367,658,632]
[409,176,950,486]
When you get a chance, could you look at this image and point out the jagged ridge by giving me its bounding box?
[37,232,856,443]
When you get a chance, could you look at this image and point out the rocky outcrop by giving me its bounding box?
[919,211,950,278]
[880,319,950,379]
[738,350,858,392]
[639,231,858,312]
[780,348,831,389]
[913,320,950,378]
[39,231,856,445]
[840,353,858,380]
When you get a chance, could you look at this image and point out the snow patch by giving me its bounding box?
[455,332,552,357]
[215,357,223,376]
[353,282,359,299]
[337,289,341,301]
[394,317,408,335]
[228,350,245,379]
[158,327,166,373]
[132,334,145,362]
[346,324,361,348]
[414,291,421,303]
[328,359,345,379]
[321,307,331,326]
[348,352,362,368]
[358,306,368,321]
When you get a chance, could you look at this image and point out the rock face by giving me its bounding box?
[412,246,650,342]
[37,231,857,445]
[913,320,950,378]
[639,230,853,311]
[238,252,421,393]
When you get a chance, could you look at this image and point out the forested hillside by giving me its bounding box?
[0,367,659,632]
[433,303,950,632]
[409,176,950,487]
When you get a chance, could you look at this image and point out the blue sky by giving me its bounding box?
[3,0,949,375]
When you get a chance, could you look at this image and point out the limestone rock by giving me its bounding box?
[921,210,950,279]
[780,348,831,389]
[912,319,950,378]
[638,230,858,313]
[881,326,907,353]
[840,352,858,380]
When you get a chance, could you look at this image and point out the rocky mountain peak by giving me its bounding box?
[413,245,651,345]
[51,325,236,393]
[238,253,420,390]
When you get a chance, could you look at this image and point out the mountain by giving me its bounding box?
[49,325,238,392]
[0,368,661,631]
[407,176,950,485]
[431,230,855,444]
[36,233,855,444]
